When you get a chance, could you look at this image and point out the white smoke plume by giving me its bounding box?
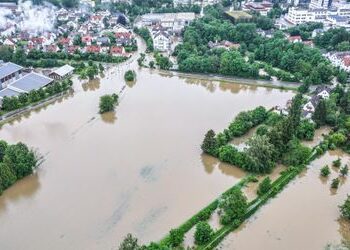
[17,0,57,33]
[0,8,12,29]
[0,0,57,33]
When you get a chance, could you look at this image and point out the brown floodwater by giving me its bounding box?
[220,149,350,250]
[0,55,294,249]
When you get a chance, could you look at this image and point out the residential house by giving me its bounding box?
[110,46,125,56]
[302,85,332,119]
[152,30,171,52]
[49,64,74,80]
[86,45,101,53]
[288,35,303,43]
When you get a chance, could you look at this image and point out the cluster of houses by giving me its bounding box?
[276,85,333,120]
[325,52,350,72]
[0,6,134,58]
[135,12,196,52]
[0,62,74,106]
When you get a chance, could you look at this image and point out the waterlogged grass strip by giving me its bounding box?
[158,176,253,246]
[198,141,328,250]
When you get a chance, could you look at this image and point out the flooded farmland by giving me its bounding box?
[220,149,350,250]
[0,60,295,250]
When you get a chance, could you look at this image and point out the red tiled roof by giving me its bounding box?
[343,55,350,67]
[59,37,70,44]
[86,45,100,53]
[110,46,124,54]
[115,32,131,39]
[288,35,302,41]
[82,36,92,42]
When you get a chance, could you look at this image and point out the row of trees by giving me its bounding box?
[27,49,127,64]
[0,140,37,194]
[134,27,154,52]
[75,61,104,80]
[0,46,127,68]
[1,79,73,113]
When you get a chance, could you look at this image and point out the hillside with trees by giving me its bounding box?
[174,4,339,85]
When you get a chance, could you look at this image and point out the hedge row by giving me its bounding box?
[158,176,254,246]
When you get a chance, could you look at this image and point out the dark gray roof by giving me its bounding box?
[9,72,53,92]
[0,62,23,79]
[314,85,332,95]
[310,95,321,107]
[0,88,21,98]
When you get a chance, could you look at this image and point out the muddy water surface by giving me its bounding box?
[220,149,350,250]
[0,64,294,250]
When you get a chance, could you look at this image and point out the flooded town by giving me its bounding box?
[1,0,350,250]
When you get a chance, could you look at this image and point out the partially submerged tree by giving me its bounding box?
[194,221,214,245]
[219,188,248,225]
[119,234,140,250]
[99,94,118,113]
[340,196,350,220]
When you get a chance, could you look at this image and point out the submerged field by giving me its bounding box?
[0,63,294,249]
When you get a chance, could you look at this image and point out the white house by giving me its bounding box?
[152,30,171,52]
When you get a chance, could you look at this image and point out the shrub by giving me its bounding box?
[331,178,340,189]
[257,177,272,196]
[168,229,184,247]
[320,165,330,177]
[333,158,341,168]
[296,120,315,141]
[341,165,349,176]
[256,124,269,136]
[119,234,140,250]
[194,222,214,245]
[124,70,136,81]
[340,195,350,220]
[218,188,247,225]
[99,94,118,113]
[201,130,218,156]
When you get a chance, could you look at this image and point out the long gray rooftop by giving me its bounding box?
[0,62,23,79]
[0,88,21,98]
[9,72,53,92]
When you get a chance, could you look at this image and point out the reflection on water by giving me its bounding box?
[221,149,350,250]
[0,61,295,250]
[201,154,217,174]
[101,111,117,124]
[82,78,101,92]
[200,154,245,178]
[126,79,136,88]
[0,172,40,215]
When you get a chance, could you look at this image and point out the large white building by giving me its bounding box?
[152,30,171,52]
[310,0,332,9]
[285,5,350,26]
[285,7,325,24]
[135,12,196,34]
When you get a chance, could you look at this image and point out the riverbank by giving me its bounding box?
[0,89,72,127]
[144,68,300,91]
